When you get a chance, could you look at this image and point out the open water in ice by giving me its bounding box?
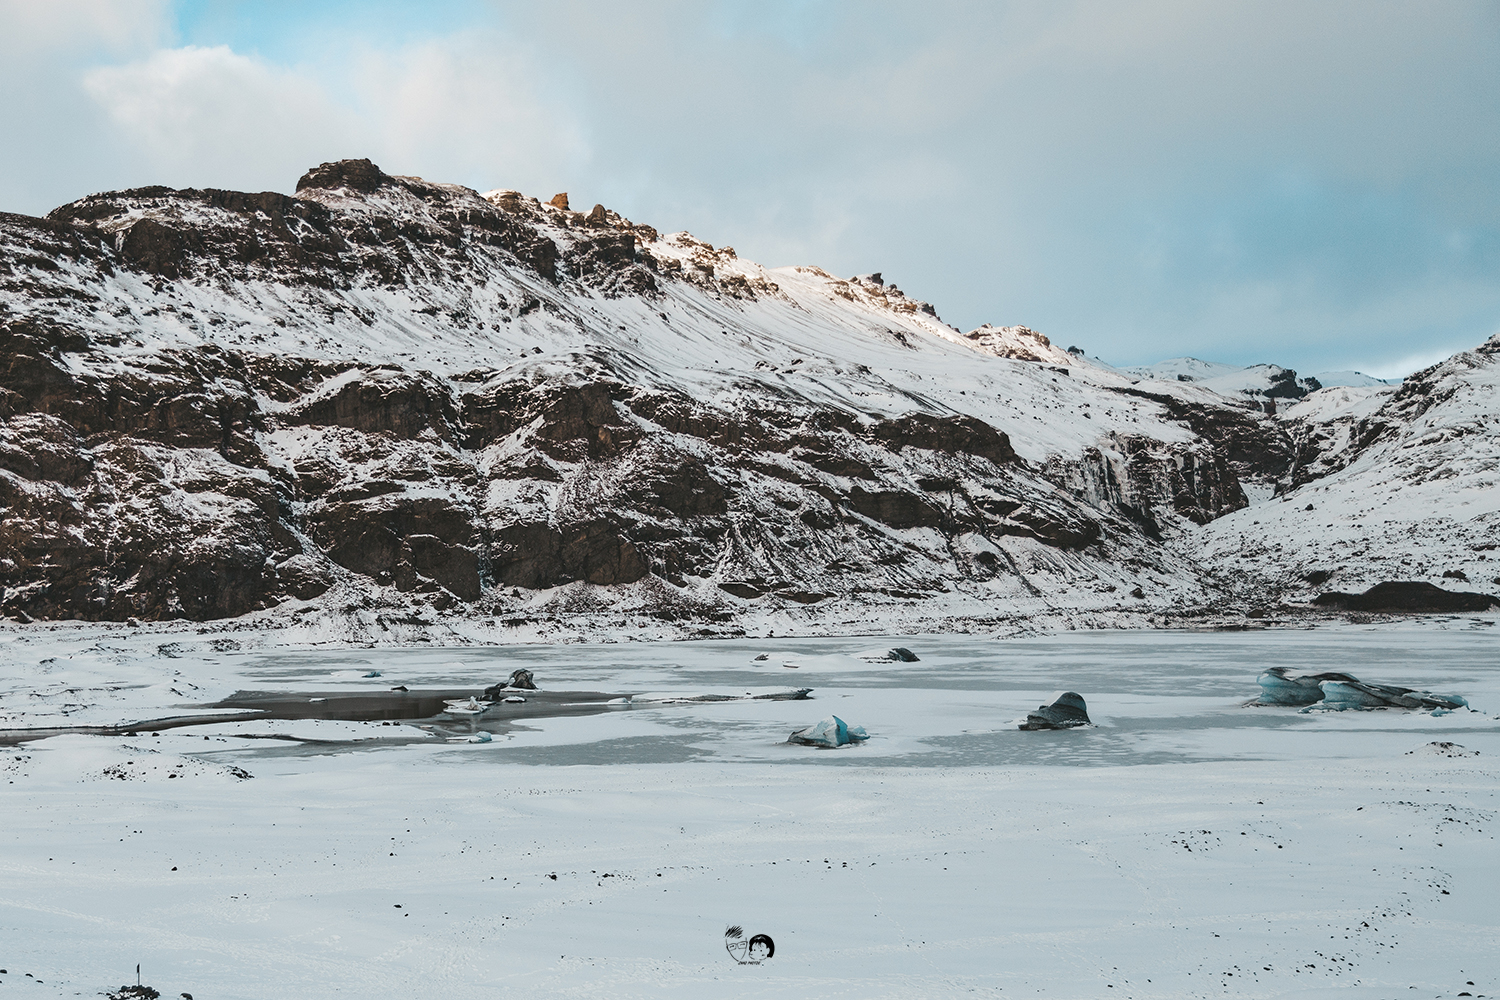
[220,623,1500,768]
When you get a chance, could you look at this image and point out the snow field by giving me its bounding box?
[1,625,1497,998]
[1,751,1496,999]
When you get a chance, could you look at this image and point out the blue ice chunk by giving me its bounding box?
[1256,667,1358,705]
[788,715,868,748]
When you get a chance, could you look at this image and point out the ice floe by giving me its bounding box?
[1019,691,1092,730]
[1256,666,1469,712]
[787,715,868,747]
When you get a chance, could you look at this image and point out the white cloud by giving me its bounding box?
[0,0,168,58]
[83,45,359,192]
[3,0,1496,372]
[76,33,585,197]
[350,33,589,195]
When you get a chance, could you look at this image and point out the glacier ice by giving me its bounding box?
[1317,680,1468,712]
[1019,691,1091,730]
[1257,667,1468,711]
[1256,667,1359,706]
[787,715,869,748]
[483,669,537,698]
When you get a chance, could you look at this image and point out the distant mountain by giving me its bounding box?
[1306,370,1399,389]
[1199,336,1500,599]
[0,159,1491,635]
[1122,357,1323,401]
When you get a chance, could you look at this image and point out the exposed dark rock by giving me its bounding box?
[394,534,481,601]
[463,376,634,457]
[295,157,392,194]
[275,555,333,600]
[639,459,730,518]
[871,413,1016,464]
[1263,367,1309,399]
[718,581,764,600]
[292,369,459,441]
[489,519,647,589]
[846,486,943,529]
[1314,581,1499,612]
[105,985,160,1000]
[1044,435,1247,530]
[482,669,537,698]
[1107,386,1294,483]
[306,493,477,594]
[797,450,877,480]
[1002,503,1101,550]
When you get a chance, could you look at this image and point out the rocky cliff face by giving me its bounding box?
[0,159,1415,630]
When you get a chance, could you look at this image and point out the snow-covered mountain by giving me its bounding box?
[1199,337,1500,599]
[0,159,1493,633]
[1122,357,1323,402]
[1121,358,1399,401]
[1307,370,1399,389]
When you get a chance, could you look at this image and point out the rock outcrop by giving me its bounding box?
[1313,581,1498,613]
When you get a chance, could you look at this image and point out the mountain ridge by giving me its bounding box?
[0,159,1492,636]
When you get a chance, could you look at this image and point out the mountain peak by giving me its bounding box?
[295,158,393,194]
[959,325,1074,365]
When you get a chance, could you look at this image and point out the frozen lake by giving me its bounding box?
[207,624,1500,768]
[1,621,1497,999]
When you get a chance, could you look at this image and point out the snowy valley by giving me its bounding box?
[1,161,1498,1000]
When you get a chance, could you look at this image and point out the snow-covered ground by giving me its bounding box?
[2,622,1497,998]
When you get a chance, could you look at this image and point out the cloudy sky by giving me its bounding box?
[4,0,1499,376]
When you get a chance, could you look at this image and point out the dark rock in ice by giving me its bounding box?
[787,715,868,748]
[1314,580,1499,612]
[483,668,537,698]
[1019,691,1091,730]
[1405,741,1479,757]
[105,987,160,1000]
[1256,666,1360,705]
[887,647,920,662]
